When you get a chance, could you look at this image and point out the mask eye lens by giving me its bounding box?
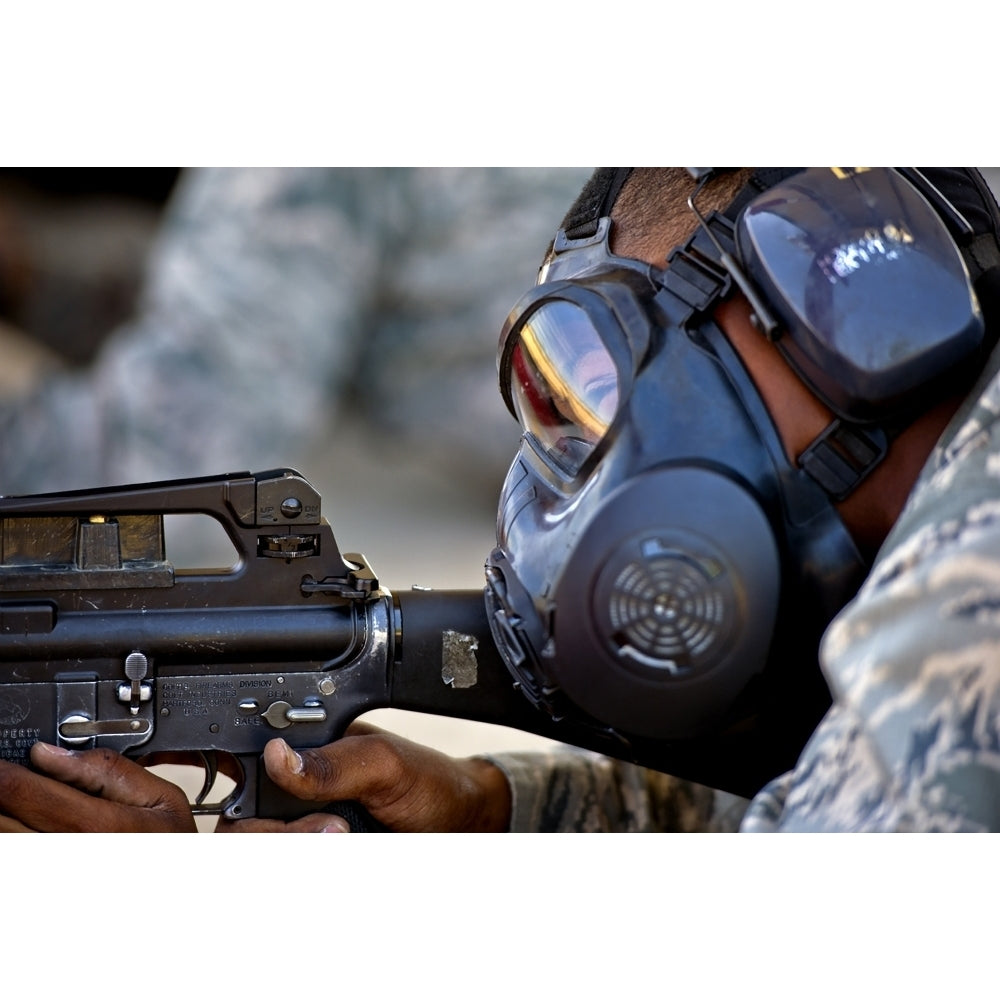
[509,300,621,474]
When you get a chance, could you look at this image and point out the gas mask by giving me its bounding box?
[484,167,996,796]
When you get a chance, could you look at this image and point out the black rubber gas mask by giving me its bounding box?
[484,168,990,795]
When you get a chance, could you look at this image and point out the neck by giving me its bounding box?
[836,395,960,560]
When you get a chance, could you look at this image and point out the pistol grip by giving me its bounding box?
[227,755,386,831]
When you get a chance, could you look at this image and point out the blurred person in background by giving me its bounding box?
[0,168,590,503]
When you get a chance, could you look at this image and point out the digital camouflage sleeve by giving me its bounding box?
[488,747,750,832]
[0,168,590,496]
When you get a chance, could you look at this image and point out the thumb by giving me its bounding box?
[261,730,400,805]
[261,726,511,832]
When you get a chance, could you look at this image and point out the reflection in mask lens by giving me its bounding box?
[510,300,620,473]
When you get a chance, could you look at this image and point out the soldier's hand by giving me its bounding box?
[216,721,512,833]
[0,742,197,832]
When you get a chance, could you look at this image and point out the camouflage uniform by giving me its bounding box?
[0,168,591,496]
[489,342,1000,833]
[742,344,1000,831]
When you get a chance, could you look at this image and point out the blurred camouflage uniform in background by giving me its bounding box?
[0,168,591,497]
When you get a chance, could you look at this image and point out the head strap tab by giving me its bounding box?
[798,421,889,501]
[559,168,633,241]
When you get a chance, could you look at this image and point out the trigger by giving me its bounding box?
[195,751,219,807]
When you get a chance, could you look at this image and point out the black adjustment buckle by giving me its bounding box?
[798,420,888,501]
[661,211,740,316]
[663,246,730,314]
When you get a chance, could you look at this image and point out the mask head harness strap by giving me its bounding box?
[558,168,634,242]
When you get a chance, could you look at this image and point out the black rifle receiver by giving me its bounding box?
[0,469,581,822]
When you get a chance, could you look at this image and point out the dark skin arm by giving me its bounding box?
[0,723,513,833]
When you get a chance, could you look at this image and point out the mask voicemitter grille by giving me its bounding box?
[606,545,728,675]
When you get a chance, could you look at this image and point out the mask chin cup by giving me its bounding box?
[736,167,985,422]
[550,466,780,741]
